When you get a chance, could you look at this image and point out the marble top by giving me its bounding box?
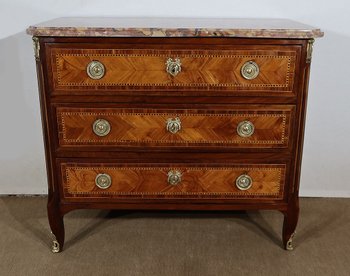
[27,17,324,39]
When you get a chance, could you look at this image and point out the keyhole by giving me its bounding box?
[171,175,179,184]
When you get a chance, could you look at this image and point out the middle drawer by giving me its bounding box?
[56,105,294,149]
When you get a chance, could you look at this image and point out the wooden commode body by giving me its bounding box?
[27,17,323,252]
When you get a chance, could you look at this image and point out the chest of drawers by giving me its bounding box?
[27,18,323,252]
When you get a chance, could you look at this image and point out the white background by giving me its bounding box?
[0,0,349,196]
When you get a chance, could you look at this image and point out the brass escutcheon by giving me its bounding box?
[166,58,182,77]
[166,117,181,134]
[167,170,182,186]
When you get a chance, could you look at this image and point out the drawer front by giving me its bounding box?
[57,106,293,148]
[61,163,286,200]
[49,46,298,95]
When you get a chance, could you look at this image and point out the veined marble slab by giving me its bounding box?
[27,17,323,38]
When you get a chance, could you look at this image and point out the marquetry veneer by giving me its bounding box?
[28,18,323,253]
[56,106,293,148]
[50,47,297,93]
[61,163,286,200]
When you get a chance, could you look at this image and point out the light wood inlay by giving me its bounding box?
[62,163,286,200]
[51,48,296,92]
[57,106,293,148]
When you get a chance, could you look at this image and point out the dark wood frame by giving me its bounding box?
[34,37,311,252]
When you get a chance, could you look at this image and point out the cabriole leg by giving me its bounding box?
[47,197,65,253]
[282,197,299,250]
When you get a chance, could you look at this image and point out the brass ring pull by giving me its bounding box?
[236,174,253,190]
[167,170,182,186]
[237,120,255,138]
[166,58,181,77]
[241,61,259,80]
[87,60,105,79]
[166,117,181,134]
[95,173,112,189]
[93,119,111,137]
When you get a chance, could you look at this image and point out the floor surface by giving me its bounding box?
[0,197,349,276]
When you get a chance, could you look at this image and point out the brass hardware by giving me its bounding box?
[52,240,60,253]
[306,39,315,63]
[286,232,296,251]
[166,58,182,77]
[87,60,105,79]
[95,173,112,189]
[236,174,253,190]
[241,61,259,80]
[167,170,182,186]
[32,37,40,61]
[166,117,181,134]
[93,119,111,137]
[237,120,255,137]
[50,232,60,253]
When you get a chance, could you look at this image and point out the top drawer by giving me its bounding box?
[46,41,300,96]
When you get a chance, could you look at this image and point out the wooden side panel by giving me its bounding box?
[50,48,296,93]
[62,163,286,200]
[57,106,293,148]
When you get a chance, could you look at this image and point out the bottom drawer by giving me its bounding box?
[61,163,286,200]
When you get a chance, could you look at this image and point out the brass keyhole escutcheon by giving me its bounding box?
[167,170,182,186]
[166,117,181,134]
[166,58,182,77]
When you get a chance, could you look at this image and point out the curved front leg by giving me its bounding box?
[47,197,65,253]
[282,197,299,250]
